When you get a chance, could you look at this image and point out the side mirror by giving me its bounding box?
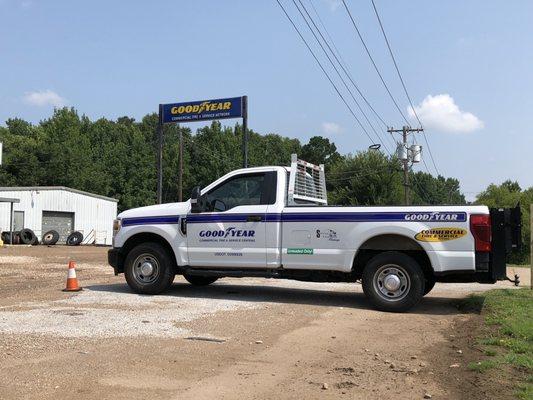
[190,186,202,213]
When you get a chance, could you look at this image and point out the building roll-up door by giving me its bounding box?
[42,211,74,243]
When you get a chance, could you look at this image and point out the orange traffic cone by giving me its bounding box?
[63,261,82,292]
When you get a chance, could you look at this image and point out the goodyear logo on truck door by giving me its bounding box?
[415,227,467,242]
[160,96,243,123]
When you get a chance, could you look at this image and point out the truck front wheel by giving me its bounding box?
[423,277,436,296]
[124,242,175,295]
[362,251,425,312]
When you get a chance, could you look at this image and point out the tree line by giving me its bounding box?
[0,108,528,262]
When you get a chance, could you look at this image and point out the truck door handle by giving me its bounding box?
[246,215,263,222]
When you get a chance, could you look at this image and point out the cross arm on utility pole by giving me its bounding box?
[386,126,424,134]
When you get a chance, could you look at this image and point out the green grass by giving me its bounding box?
[516,376,533,400]
[465,289,533,398]
[468,359,499,372]
[484,349,497,357]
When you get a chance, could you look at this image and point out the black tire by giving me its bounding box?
[124,242,175,295]
[66,231,83,246]
[183,274,218,286]
[1,232,11,244]
[423,277,436,296]
[362,251,425,313]
[42,230,60,245]
[19,228,36,245]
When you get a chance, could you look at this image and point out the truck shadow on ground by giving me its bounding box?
[88,281,470,316]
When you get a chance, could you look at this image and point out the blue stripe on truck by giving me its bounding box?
[122,211,467,226]
[186,211,467,224]
[122,216,180,226]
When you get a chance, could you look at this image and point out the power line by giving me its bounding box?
[307,0,390,132]
[274,0,378,147]
[369,0,441,176]
[303,0,396,151]
[419,131,440,176]
[291,0,391,153]
[289,0,387,152]
[370,0,420,127]
[341,0,410,126]
[327,168,394,183]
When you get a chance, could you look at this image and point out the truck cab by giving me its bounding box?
[108,155,521,312]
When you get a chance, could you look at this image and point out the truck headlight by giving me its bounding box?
[113,219,122,237]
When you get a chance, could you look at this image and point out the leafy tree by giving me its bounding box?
[328,151,403,206]
[300,136,341,169]
[0,120,42,186]
[38,108,95,190]
[410,172,465,205]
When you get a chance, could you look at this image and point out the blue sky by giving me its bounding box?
[1,0,532,200]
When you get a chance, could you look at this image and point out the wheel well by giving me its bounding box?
[118,232,178,273]
[352,234,433,280]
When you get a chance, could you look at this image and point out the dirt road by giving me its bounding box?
[0,246,526,400]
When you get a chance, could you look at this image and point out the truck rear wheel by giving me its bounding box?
[183,274,218,286]
[124,242,175,295]
[362,251,425,312]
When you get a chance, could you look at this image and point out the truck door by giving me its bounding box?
[186,171,276,268]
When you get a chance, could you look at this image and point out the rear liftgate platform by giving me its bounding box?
[489,205,522,285]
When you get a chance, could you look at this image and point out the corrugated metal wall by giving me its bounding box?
[0,189,117,245]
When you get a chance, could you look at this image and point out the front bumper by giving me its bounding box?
[108,248,124,275]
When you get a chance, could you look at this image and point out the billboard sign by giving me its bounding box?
[160,96,244,124]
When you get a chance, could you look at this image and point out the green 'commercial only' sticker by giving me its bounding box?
[287,248,314,255]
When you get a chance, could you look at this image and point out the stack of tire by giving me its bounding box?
[42,230,84,246]
[1,231,20,244]
[0,229,84,246]
[2,229,39,245]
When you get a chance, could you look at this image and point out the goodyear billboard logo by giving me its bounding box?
[415,227,468,242]
[160,96,243,124]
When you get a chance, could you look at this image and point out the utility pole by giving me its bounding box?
[387,126,424,206]
[178,130,183,202]
[156,113,163,204]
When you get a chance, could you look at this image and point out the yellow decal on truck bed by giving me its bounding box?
[415,227,467,242]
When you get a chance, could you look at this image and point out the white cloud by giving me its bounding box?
[408,94,483,134]
[23,90,67,107]
[321,121,342,135]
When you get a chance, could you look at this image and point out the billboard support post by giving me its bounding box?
[157,104,164,204]
[242,95,248,168]
[178,130,183,202]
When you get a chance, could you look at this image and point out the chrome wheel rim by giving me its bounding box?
[373,264,410,302]
[132,253,160,284]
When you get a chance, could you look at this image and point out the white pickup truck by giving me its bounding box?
[108,155,521,312]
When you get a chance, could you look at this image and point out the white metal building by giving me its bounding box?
[0,187,118,245]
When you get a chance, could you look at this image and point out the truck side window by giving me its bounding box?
[204,173,267,211]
